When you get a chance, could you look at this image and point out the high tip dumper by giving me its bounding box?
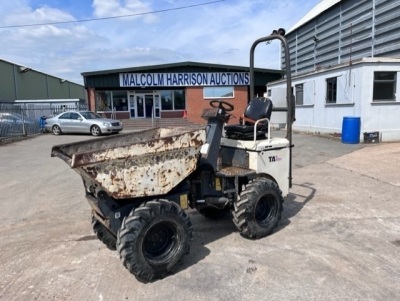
[51,29,294,281]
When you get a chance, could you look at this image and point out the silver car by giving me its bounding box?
[45,111,123,136]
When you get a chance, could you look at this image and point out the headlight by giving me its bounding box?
[103,122,111,126]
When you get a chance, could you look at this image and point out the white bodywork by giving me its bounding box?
[220,136,290,197]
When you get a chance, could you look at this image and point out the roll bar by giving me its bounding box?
[249,29,294,188]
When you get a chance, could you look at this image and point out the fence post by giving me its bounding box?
[21,107,27,136]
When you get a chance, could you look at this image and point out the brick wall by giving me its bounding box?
[87,88,96,111]
[186,86,248,125]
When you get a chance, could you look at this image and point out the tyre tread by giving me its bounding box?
[117,199,192,280]
[232,179,283,239]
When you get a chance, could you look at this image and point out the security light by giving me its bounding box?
[19,66,31,73]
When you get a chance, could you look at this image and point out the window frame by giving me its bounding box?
[326,77,337,104]
[373,71,397,102]
[160,89,186,111]
[203,86,234,99]
[295,83,304,105]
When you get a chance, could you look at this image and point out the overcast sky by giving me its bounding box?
[0,0,320,84]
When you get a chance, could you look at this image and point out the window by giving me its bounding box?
[95,91,112,111]
[204,86,234,98]
[326,77,337,103]
[267,89,271,97]
[373,72,396,101]
[174,90,185,110]
[70,112,81,120]
[295,84,304,105]
[161,91,173,110]
[81,112,102,119]
[95,91,128,111]
[59,112,71,119]
[161,90,186,110]
[112,91,128,111]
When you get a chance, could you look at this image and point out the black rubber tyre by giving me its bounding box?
[52,125,62,135]
[117,199,192,280]
[232,178,283,239]
[91,214,117,250]
[90,125,101,136]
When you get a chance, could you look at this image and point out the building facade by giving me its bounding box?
[269,57,400,141]
[270,0,400,142]
[82,62,283,125]
[283,0,400,75]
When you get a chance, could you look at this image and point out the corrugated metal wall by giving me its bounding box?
[0,59,86,101]
[283,0,400,75]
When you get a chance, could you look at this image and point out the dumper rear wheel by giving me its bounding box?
[117,199,192,280]
[91,214,117,250]
[233,178,283,239]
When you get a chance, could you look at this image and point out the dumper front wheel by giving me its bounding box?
[233,178,283,239]
[117,199,192,280]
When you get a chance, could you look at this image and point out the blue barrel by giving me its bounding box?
[342,116,361,144]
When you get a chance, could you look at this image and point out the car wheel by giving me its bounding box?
[52,125,62,135]
[91,125,101,136]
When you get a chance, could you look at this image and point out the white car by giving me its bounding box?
[45,111,123,136]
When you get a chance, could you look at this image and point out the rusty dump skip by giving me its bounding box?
[51,127,206,199]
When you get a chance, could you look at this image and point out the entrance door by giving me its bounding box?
[129,94,135,118]
[135,94,145,118]
[144,95,153,118]
[128,93,160,118]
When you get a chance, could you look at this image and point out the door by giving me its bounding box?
[136,95,145,118]
[58,112,82,133]
[129,94,135,118]
[128,93,160,118]
[154,94,160,118]
[144,95,153,118]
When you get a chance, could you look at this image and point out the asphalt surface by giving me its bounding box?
[0,130,399,301]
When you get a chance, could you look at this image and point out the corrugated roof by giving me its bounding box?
[287,0,341,34]
[0,58,83,86]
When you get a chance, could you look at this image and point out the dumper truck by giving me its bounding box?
[51,29,294,280]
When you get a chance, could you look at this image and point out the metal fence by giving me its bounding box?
[0,102,88,144]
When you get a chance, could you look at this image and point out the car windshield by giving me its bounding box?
[80,112,103,119]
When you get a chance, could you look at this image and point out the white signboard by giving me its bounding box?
[119,72,250,87]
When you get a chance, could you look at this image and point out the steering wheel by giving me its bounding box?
[210,100,234,112]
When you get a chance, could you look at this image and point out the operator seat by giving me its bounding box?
[225,97,273,140]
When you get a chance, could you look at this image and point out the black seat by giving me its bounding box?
[225,97,273,140]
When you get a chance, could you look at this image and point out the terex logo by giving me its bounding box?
[268,156,282,162]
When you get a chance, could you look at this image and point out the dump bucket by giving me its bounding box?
[341,116,361,144]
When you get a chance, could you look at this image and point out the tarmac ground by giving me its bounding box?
[0,130,399,301]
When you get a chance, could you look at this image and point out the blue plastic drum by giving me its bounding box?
[342,116,361,144]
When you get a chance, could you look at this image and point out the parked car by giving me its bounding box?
[45,111,123,136]
[0,112,39,137]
